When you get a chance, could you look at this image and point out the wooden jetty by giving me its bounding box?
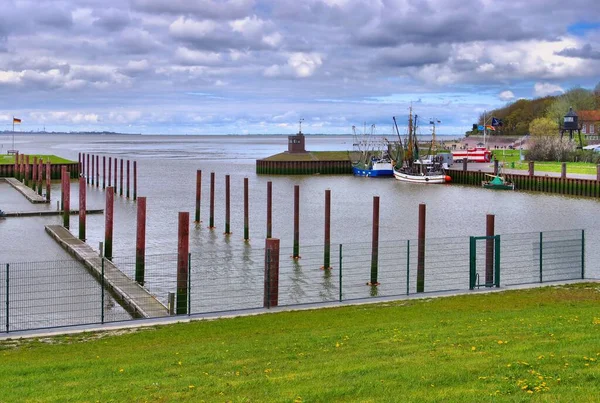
[2,209,104,218]
[45,225,169,318]
[5,178,48,203]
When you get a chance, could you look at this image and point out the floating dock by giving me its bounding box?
[45,225,169,318]
[5,178,48,203]
[2,209,103,218]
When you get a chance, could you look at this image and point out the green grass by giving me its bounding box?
[0,154,74,165]
[2,283,600,401]
[264,151,351,161]
[492,150,598,175]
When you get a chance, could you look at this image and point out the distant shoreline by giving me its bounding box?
[0,131,141,135]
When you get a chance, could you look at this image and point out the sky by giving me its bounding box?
[0,0,599,135]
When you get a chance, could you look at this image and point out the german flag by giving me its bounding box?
[13,118,21,124]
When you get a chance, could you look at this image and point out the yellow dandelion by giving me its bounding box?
[527,390,533,394]
[178,361,182,366]
[336,342,340,348]
[119,368,124,373]
[188,385,195,389]
[471,346,477,351]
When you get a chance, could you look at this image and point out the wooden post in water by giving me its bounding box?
[37,159,43,196]
[102,156,106,189]
[45,160,51,202]
[176,212,190,315]
[264,238,280,308]
[266,181,272,238]
[91,155,95,186]
[32,157,37,191]
[561,163,567,179]
[293,184,300,259]
[79,176,86,241]
[25,155,30,187]
[113,158,117,193]
[96,154,99,187]
[104,187,114,260]
[369,196,380,286]
[60,166,66,210]
[108,157,112,190]
[63,170,70,229]
[133,161,137,201]
[81,153,85,182]
[244,177,249,241]
[225,175,231,234]
[126,160,130,198]
[13,152,18,180]
[485,214,495,286]
[86,154,90,184]
[528,161,534,177]
[323,189,331,270]
[119,159,124,196]
[135,197,147,285]
[209,172,215,229]
[194,170,201,223]
[417,203,426,293]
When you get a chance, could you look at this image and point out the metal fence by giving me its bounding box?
[0,229,585,333]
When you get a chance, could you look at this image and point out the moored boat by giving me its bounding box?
[482,174,515,190]
[351,123,394,177]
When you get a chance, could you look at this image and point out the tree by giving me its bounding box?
[546,88,597,124]
[529,117,559,137]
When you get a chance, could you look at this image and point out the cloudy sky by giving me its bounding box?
[1,0,599,135]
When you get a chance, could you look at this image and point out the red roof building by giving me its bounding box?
[577,110,600,136]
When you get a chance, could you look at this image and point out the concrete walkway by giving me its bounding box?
[3,209,103,217]
[5,178,48,203]
[45,225,169,319]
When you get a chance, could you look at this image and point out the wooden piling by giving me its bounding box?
[63,170,70,229]
[597,165,600,182]
[493,159,499,175]
[79,176,86,241]
[485,214,495,286]
[37,159,43,196]
[113,158,117,193]
[133,161,137,201]
[25,155,30,187]
[194,170,201,223]
[176,212,190,315]
[293,184,300,259]
[103,156,106,189]
[244,177,249,241]
[91,155,95,186]
[136,197,147,286]
[86,154,90,184]
[13,152,18,181]
[266,181,272,238]
[369,196,380,285]
[462,159,467,172]
[528,161,534,177]
[104,187,114,260]
[209,172,215,229]
[225,175,231,234]
[320,189,330,270]
[417,203,426,293]
[45,160,51,202]
[108,157,112,189]
[264,238,280,308]
[119,159,124,196]
[96,154,99,187]
[561,163,567,179]
[126,160,130,198]
[32,157,38,191]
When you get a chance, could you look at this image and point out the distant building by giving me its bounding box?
[577,110,600,138]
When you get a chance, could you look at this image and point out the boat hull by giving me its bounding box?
[393,169,447,184]
[352,166,393,177]
[482,182,515,190]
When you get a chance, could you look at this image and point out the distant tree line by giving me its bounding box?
[467,83,600,137]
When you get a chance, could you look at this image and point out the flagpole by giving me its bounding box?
[12,116,15,151]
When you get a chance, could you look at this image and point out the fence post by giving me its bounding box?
[539,232,543,283]
[339,244,343,302]
[406,240,410,295]
[581,229,585,279]
[469,236,475,290]
[5,263,8,333]
[494,235,500,288]
[101,257,105,324]
[264,238,280,308]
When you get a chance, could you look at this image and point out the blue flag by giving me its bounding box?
[478,125,484,131]
[491,117,502,127]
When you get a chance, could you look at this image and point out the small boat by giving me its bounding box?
[352,156,394,177]
[482,174,515,190]
[351,123,394,177]
[392,107,450,184]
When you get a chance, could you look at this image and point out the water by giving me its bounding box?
[0,134,599,329]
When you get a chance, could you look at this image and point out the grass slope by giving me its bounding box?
[492,150,598,175]
[264,151,350,161]
[0,155,74,165]
[1,284,599,402]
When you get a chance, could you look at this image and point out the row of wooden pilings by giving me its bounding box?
[7,153,56,202]
[96,168,500,314]
[78,153,137,201]
[452,159,600,197]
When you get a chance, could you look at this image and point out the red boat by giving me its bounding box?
[451,146,491,163]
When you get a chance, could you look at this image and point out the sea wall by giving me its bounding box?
[256,159,352,175]
[0,163,80,179]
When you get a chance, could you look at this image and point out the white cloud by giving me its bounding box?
[499,90,515,101]
[169,17,218,39]
[262,32,282,47]
[229,15,265,36]
[175,47,222,65]
[534,82,564,97]
[288,53,323,78]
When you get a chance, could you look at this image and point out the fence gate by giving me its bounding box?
[469,235,500,289]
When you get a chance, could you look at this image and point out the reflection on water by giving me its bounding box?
[1,134,600,329]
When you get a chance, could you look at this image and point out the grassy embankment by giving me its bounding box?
[492,150,597,175]
[264,151,351,161]
[0,155,74,165]
[1,283,600,401]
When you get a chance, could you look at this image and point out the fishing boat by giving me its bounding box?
[350,123,394,177]
[392,108,450,184]
[482,174,515,190]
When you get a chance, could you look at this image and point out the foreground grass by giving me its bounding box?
[1,284,600,402]
[0,154,74,165]
[492,150,597,175]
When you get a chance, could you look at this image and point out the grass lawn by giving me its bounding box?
[492,150,598,175]
[0,154,74,165]
[1,283,600,402]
